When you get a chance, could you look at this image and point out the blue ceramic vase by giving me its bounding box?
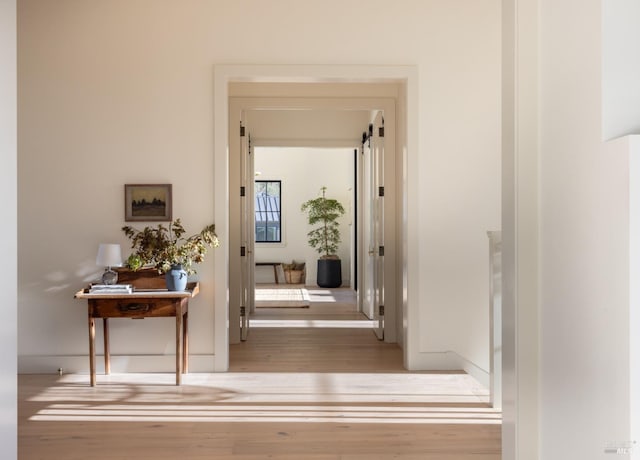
[166,264,188,291]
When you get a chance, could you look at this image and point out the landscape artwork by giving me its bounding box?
[124,184,172,222]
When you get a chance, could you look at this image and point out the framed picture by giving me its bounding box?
[124,184,172,222]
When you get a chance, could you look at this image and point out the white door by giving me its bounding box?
[361,136,374,320]
[239,121,255,341]
[360,112,385,340]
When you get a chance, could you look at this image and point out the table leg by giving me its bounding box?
[88,316,96,387]
[183,310,188,374]
[175,309,182,385]
[103,318,110,375]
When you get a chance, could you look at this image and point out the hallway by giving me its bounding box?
[231,286,398,372]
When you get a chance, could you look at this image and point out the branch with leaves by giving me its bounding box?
[122,219,219,274]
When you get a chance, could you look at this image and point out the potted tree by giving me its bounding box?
[301,187,346,288]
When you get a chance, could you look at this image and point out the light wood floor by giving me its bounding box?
[18,286,501,459]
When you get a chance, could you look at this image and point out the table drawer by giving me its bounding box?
[88,298,183,318]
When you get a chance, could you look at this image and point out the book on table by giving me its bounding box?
[89,284,133,294]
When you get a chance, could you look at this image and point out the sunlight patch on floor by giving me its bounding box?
[30,403,501,424]
[26,372,499,425]
[305,289,339,302]
[250,319,377,328]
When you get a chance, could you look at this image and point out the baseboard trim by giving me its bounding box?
[410,351,490,388]
[19,351,490,388]
[18,354,217,374]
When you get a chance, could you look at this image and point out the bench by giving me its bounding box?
[255,262,282,284]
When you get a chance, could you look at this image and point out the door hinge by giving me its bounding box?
[240,306,246,317]
[378,186,384,197]
[378,126,385,137]
[240,124,246,137]
[240,246,246,257]
[379,305,385,316]
[379,246,385,257]
[240,186,245,197]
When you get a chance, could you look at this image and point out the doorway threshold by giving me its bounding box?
[251,319,377,328]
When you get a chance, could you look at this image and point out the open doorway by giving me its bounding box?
[214,68,413,376]
[230,99,402,372]
[251,146,371,324]
[252,146,355,292]
[229,98,400,350]
[233,138,391,370]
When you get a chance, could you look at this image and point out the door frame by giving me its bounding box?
[213,65,416,371]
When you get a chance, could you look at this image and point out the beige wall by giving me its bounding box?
[17,0,501,379]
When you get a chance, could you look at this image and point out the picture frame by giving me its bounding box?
[124,184,172,222]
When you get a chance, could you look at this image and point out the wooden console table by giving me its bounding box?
[74,282,199,386]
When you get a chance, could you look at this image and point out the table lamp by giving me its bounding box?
[96,243,123,285]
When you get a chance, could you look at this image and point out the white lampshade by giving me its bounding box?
[96,243,123,268]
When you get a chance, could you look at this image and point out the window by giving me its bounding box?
[255,180,281,243]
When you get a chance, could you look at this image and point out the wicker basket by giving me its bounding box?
[283,261,306,284]
[287,269,304,284]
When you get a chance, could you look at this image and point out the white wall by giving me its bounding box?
[253,147,354,287]
[540,0,634,458]
[602,0,640,140]
[17,0,501,385]
[0,0,17,457]
[416,4,501,377]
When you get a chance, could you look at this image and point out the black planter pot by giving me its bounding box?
[317,259,342,288]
